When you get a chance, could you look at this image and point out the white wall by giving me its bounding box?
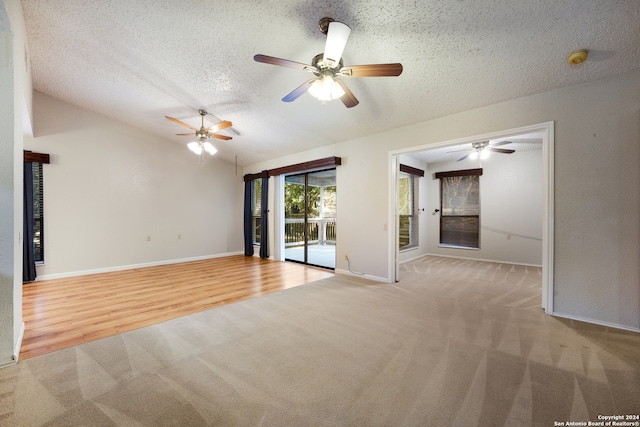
[245,69,640,331]
[425,149,543,266]
[24,92,244,278]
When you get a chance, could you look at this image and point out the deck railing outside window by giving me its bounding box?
[285,218,336,246]
[252,216,261,244]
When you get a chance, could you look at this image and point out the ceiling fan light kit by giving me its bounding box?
[308,74,345,101]
[187,141,217,156]
[254,17,403,107]
[469,148,490,161]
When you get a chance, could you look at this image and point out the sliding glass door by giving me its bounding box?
[284,169,336,269]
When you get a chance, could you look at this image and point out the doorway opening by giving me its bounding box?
[284,169,336,269]
[389,122,554,313]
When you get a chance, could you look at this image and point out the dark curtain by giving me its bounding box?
[243,179,254,256]
[23,162,37,282]
[259,175,269,259]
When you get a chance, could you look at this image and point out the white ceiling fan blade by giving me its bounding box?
[323,21,351,67]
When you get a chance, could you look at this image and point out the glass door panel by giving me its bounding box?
[284,169,336,269]
[284,174,306,263]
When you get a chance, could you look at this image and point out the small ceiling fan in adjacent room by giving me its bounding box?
[254,17,403,108]
[165,109,233,156]
[451,141,515,162]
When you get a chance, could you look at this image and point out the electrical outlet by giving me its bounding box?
[146,235,151,242]
[344,254,349,261]
[177,234,181,240]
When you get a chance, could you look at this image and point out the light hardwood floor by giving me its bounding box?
[20,255,334,360]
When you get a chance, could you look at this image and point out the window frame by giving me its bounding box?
[398,164,424,252]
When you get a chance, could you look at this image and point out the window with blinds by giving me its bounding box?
[435,168,482,249]
[251,179,262,245]
[33,162,45,263]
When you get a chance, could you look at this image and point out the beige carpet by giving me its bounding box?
[1,256,639,426]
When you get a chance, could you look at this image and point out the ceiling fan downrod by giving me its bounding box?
[318,17,335,35]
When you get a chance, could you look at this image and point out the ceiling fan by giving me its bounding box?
[165,109,233,156]
[254,17,403,108]
[451,141,515,162]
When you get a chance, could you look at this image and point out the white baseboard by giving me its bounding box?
[334,268,388,283]
[0,321,25,369]
[0,359,18,369]
[35,251,245,281]
[398,252,431,264]
[550,311,640,334]
[13,321,25,362]
[422,252,542,268]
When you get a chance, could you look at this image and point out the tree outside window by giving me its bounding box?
[398,172,419,250]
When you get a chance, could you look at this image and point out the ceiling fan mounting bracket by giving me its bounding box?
[198,109,208,117]
[311,53,343,72]
[472,141,489,150]
[318,17,335,35]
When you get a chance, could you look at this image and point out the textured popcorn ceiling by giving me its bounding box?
[21,0,640,166]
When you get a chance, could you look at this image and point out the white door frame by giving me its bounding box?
[272,174,285,261]
[388,121,555,313]
[392,156,400,281]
